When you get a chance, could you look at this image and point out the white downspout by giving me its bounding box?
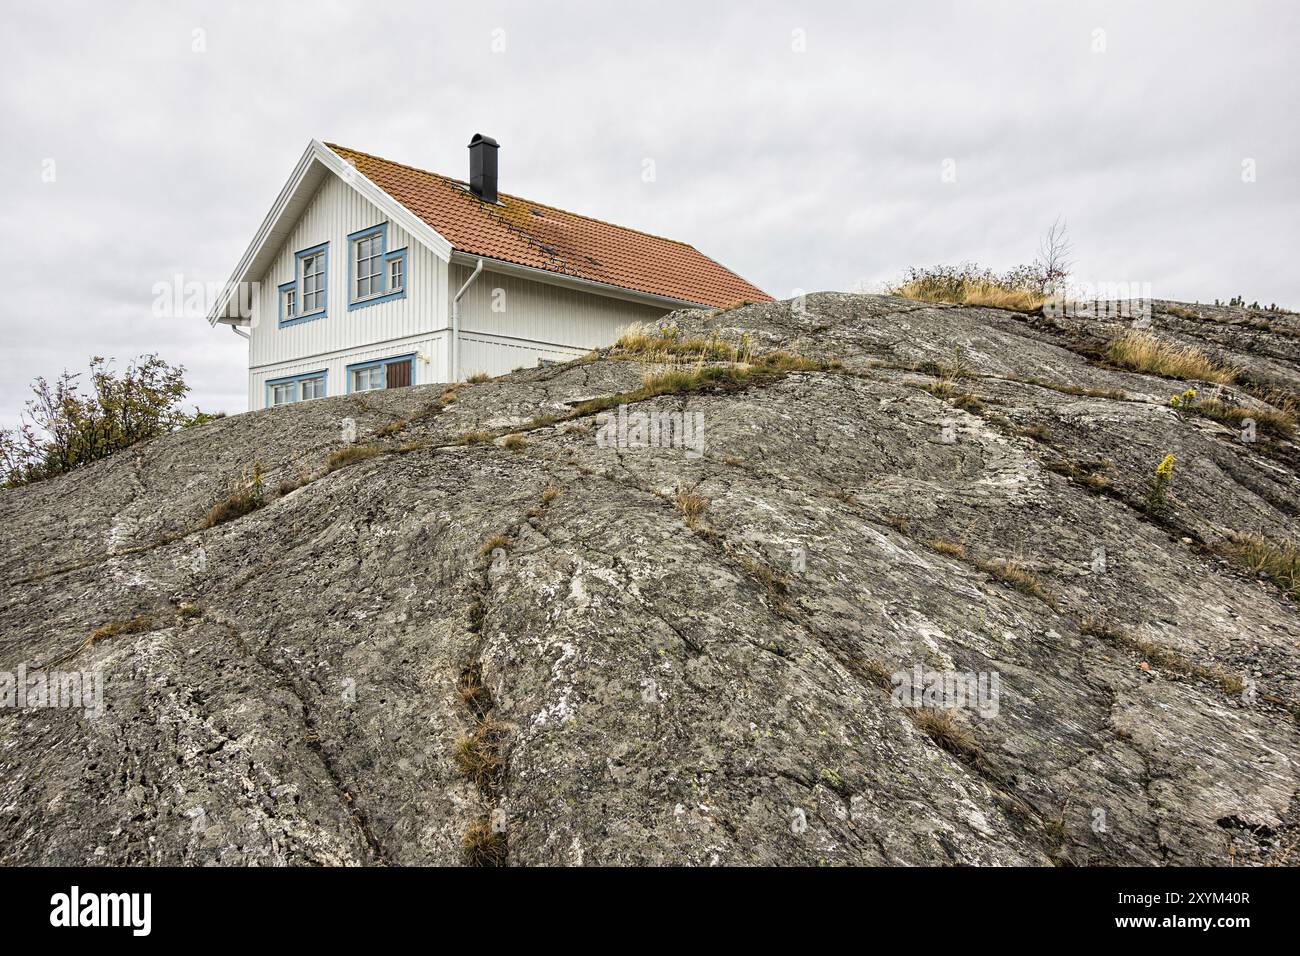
[451,257,484,382]
[230,325,250,340]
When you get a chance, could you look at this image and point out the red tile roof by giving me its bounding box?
[326,143,772,309]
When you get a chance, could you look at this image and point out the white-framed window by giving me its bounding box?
[270,382,296,406]
[300,376,325,401]
[352,365,386,392]
[301,252,325,313]
[388,256,404,292]
[354,233,383,299]
[282,287,296,319]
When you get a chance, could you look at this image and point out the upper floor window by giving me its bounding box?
[280,243,329,327]
[354,233,383,299]
[347,223,408,311]
[301,251,325,314]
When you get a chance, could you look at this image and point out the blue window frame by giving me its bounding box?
[278,242,329,327]
[346,353,415,393]
[347,222,408,311]
[265,370,328,407]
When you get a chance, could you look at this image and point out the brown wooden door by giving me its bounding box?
[386,360,411,389]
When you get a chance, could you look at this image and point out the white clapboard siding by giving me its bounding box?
[249,173,449,372]
[450,264,667,353]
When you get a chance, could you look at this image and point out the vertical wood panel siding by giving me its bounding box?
[247,173,449,407]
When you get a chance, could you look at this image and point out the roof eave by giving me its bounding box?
[446,250,714,311]
[207,140,454,326]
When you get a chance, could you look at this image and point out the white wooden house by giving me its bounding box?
[207,136,771,410]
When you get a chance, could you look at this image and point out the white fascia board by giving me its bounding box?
[312,141,452,261]
[447,251,709,312]
[207,140,452,326]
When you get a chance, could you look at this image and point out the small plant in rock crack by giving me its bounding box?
[199,462,266,529]
[453,719,511,792]
[673,482,708,527]
[944,344,972,380]
[1145,453,1176,514]
[479,533,512,558]
[1169,388,1197,421]
[462,816,507,866]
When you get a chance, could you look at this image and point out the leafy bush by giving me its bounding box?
[0,355,215,487]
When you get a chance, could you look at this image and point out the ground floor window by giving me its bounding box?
[349,355,413,393]
[300,376,326,401]
[267,372,327,406]
[352,364,386,392]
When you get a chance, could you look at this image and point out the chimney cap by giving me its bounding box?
[468,133,499,148]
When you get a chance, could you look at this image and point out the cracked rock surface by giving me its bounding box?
[1,293,1298,865]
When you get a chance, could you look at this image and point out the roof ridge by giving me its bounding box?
[324,142,701,251]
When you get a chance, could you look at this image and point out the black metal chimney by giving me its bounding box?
[468,133,499,203]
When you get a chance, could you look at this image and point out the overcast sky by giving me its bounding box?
[1,0,1296,427]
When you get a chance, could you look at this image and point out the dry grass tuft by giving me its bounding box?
[479,533,512,558]
[928,538,967,559]
[456,430,495,446]
[738,554,790,601]
[91,615,154,644]
[910,709,983,763]
[1187,398,1295,439]
[323,444,382,474]
[1222,533,1300,599]
[461,817,508,866]
[200,463,266,528]
[1105,330,1238,384]
[1081,614,1245,694]
[528,413,561,429]
[672,483,708,527]
[540,482,561,504]
[978,557,1056,607]
[848,656,895,691]
[453,719,511,791]
[1022,376,1128,400]
[501,433,527,452]
[894,277,1045,312]
[465,371,491,384]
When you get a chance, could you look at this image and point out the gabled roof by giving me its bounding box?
[326,143,772,310]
